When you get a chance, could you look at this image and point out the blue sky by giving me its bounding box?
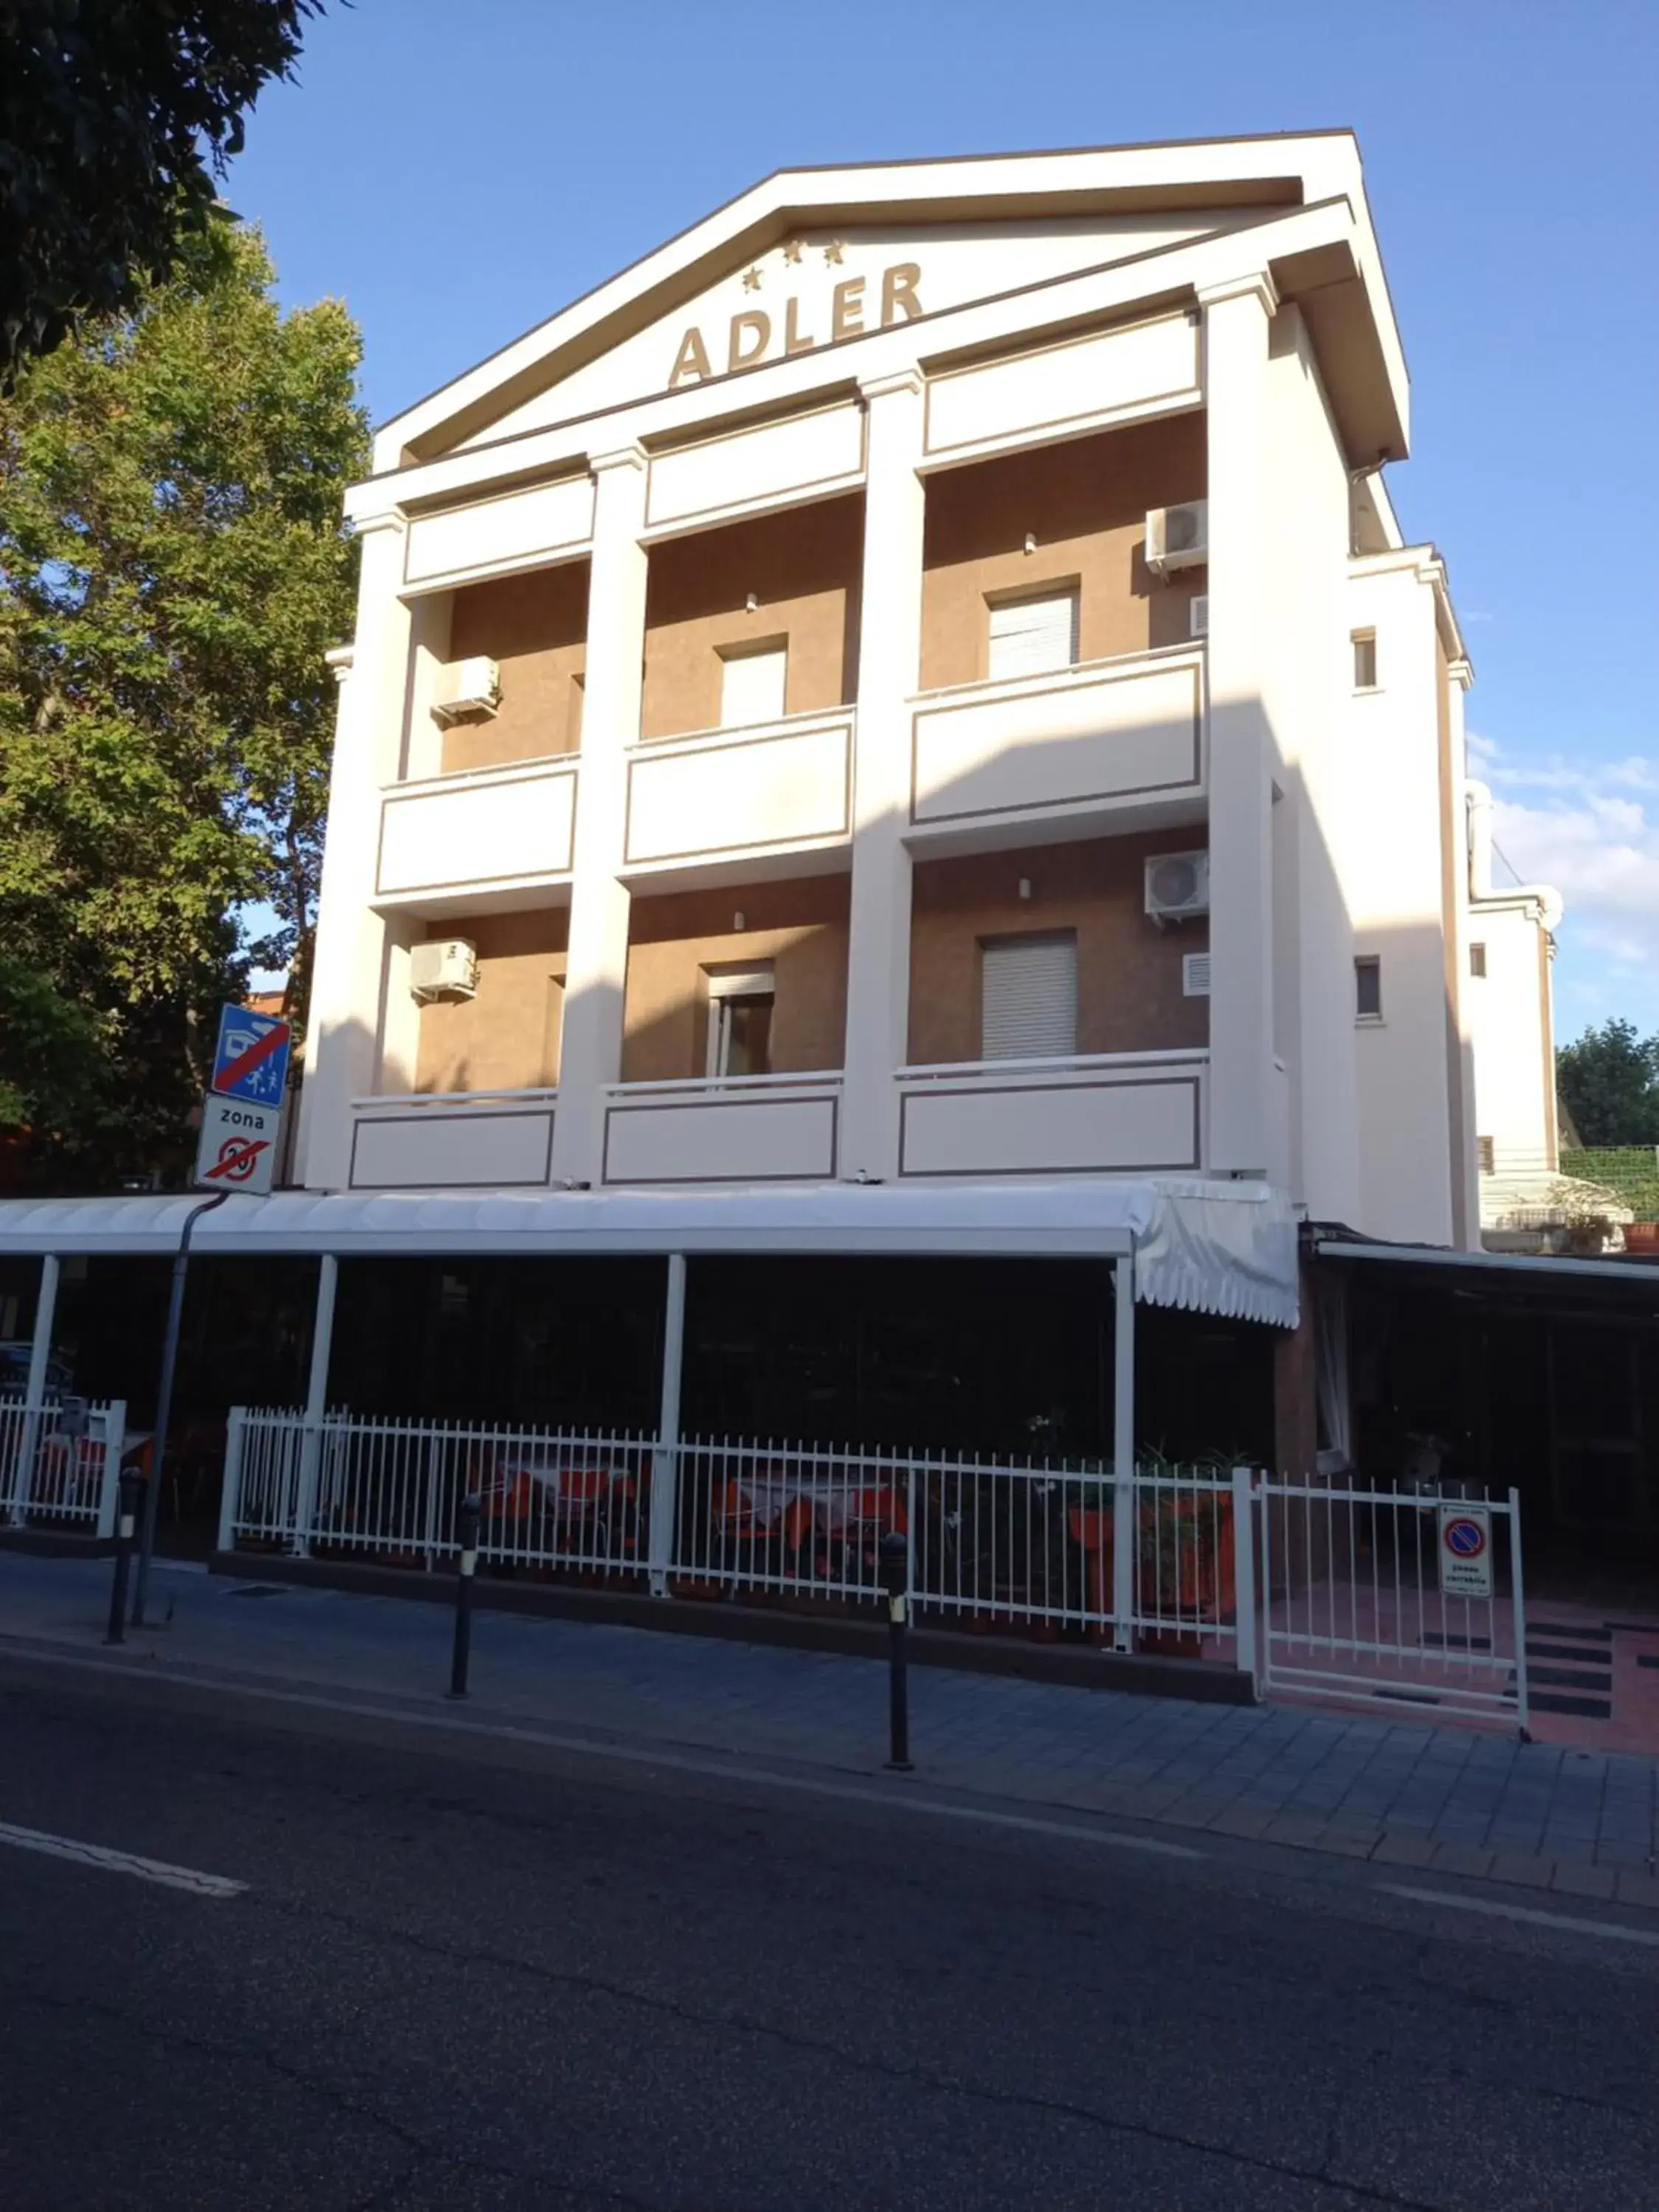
[229,0,1658,1038]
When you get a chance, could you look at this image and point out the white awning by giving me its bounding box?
[0,1177,1299,1326]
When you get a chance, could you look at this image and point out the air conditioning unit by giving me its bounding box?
[1182,952,1211,997]
[1145,850,1210,921]
[410,938,478,1003]
[1145,500,1208,576]
[431,656,501,724]
[1189,594,1208,639]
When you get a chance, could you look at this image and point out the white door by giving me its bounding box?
[980,933,1079,1060]
[987,591,1079,682]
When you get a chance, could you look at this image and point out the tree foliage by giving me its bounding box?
[0,219,367,1188]
[1,0,324,381]
[1556,1018,1659,1149]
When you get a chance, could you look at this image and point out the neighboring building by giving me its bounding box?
[296,132,1552,1251]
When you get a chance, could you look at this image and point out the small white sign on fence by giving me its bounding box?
[1438,1506,1493,1599]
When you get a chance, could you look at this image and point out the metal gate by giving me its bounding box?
[1257,1478,1528,1731]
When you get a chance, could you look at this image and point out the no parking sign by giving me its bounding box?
[1438,1506,1492,1599]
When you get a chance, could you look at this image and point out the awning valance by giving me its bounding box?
[0,1177,1299,1326]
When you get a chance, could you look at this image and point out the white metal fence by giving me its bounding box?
[223,1408,656,1579]
[0,1394,128,1534]
[223,1409,1254,1659]
[219,1410,1533,1728]
[1258,1478,1528,1728]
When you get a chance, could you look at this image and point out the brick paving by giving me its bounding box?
[0,1551,1655,1906]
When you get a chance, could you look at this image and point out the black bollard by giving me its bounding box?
[448,1494,481,1700]
[877,1530,912,1773]
[105,1467,145,1646]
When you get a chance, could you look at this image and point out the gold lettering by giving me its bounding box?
[881,262,922,327]
[830,276,866,341]
[669,326,712,388]
[728,310,771,372]
[783,296,815,355]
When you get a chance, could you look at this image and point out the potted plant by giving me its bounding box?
[1132,1447,1240,1656]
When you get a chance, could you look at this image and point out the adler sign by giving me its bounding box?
[667,260,924,389]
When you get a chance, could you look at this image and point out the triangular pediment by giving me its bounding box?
[448,209,1267,454]
[375,137,1381,471]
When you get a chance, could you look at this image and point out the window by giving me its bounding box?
[706,965,775,1078]
[1354,955,1382,1022]
[1469,941,1487,978]
[1352,630,1378,691]
[1478,1135,1496,1175]
[981,933,1078,1061]
[719,643,787,728]
[987,589,1079,682]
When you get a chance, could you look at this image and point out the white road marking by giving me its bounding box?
[0,1819,246,1898]
[1378,1883,1659,1947]
[742,1777,1206,1859]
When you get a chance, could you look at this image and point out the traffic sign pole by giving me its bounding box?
[130,1192,228,1628]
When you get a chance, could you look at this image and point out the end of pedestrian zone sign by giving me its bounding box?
[211,1004,292,1107]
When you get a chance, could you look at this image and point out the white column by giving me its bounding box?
[841,371,926,1181]
[1231,1464,1258,1691]
[647,1252,687,1596]
[1447,656,1484,1244]
[291,1253,338,1555]
[217,1406,246,1553]
[1201,276,1281,1182]
[11,1253,60,1525]
[1110,1251,1135,1652]
[298,513,414,1189]
[550,444,649,1188]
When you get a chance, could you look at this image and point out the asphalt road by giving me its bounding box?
[1,1660,1656,2212]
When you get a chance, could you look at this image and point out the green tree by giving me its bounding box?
[1,0,324,381]
[0,219,367,1189]
[1556,1018,1659,1148]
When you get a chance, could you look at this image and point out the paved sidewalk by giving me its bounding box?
[2,1551,1657,1908]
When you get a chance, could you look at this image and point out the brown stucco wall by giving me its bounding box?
[641,495,863,740]
[441,561,589,773]
[416,908,569,1093]
[919,413,1206,691]
[621,874,850,1081]
[908,832,1208,1064]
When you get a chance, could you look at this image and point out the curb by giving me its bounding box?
[206,1548,1256,1705]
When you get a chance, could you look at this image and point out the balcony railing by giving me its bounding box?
[376,754,578,903]
[622,709,854,871]
[908,643,1205,832]
[349,1088,558,1190]
[896,1050,1207,1178]
[602,1071,843,1186]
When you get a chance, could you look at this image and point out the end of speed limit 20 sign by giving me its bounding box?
[194,1093,281,1196]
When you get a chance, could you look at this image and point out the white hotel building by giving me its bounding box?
[0,133,1565,1503]
[299,132,1554,1244]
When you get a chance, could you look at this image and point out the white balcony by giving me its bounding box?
[349,1090,557,1189]
[908,644,1205,835]
[896,1051,1207,1178]
[376,756,577,908]
[602,1074,843,1185]
[623,709,853,872]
